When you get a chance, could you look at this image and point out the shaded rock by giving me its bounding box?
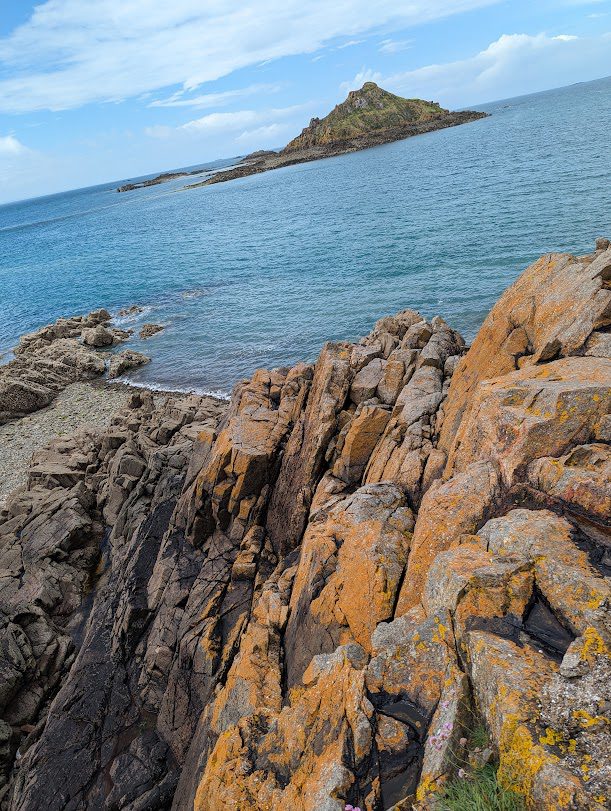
[284,483,413,689]
[350,357,385,404]
[478,509,610,637]
[332,402,391,485]
[527,443,611,524]
[265,344,351,555]
[117,305,143,317]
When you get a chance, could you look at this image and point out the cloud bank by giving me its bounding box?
[0,0,499,113]
[382,31,611,106]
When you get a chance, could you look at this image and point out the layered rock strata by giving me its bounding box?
[0,240,609,810]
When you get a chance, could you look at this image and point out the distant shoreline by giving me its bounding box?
[116,109,488,193]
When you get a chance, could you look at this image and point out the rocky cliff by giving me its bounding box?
[283,83,454,152]
[0,239,610,810]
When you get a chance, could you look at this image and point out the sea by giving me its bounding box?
[1,76,610,397]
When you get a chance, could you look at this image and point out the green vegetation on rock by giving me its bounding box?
[283,82,448,151]
[436,765,526,811]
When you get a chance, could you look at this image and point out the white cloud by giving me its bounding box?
[0,134,28,156]
[145,104,309,139]
[337,39,364,49]
[150,83,282,109]
[379,31,611,107]
[340,68,383,93]
[0,0,500,113]
[235,122,291,143]
[379,38,414,53]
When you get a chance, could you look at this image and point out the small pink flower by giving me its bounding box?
[458,768,467,779]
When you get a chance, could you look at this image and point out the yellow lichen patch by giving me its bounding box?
[538,728,579,756]
[415,774,438,802]
[539,727,565,748]
[581,626,609,662]
[572,709,609,730]
[432,617,447,643]
[498,715,559,804]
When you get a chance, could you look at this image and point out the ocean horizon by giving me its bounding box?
[1,75,610,397]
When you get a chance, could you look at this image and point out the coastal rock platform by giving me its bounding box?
[0,240,609,810]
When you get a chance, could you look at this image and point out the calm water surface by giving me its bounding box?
[1,77,610,395]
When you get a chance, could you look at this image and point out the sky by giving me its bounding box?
[0,0,610,204]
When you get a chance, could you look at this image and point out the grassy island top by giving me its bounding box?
[283,82,449,151]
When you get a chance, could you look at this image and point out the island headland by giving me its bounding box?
[0,237,609,810]
[117,82,488,192]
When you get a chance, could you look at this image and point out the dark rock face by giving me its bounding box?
[0,241,610,811]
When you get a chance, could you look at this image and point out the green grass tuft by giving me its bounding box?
[469,722,490,750]
[436,765,525,811]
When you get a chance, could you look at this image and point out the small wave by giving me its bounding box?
[113,305,155,325]
[108,377,231,401]
[226,344,278,357]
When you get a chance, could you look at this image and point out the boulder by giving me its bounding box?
[439,246,611,459]
[81,324,114,347]
[107,349,150,379]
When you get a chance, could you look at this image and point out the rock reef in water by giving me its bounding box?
[0,240,610,810]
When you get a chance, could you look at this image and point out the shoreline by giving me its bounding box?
[0,373,228,510]
[0,381,132,508]
[0,239,609,808]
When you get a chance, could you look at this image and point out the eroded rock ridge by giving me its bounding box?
[0,240,610,810]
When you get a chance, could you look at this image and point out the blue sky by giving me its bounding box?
[0,0,610,204]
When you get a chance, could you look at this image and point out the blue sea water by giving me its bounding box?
[1,77,610,396]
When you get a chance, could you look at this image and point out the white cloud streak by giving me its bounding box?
[0,134,28,156]
[145,104,308,139]
[0,0,500,113]
[343,31,611,108]
[149,83,282,109]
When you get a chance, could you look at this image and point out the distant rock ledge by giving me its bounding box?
[0,238,609,810]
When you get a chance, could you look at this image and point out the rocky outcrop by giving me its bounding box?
[139,324,164,340]
[108,349,151,379]
[0,311,147,423]
[0,240,609,810]
[188,83,488,190]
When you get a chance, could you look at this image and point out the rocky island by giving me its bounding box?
[189,82,488,188]
[117,83,488,193]
[0,239,610,810]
